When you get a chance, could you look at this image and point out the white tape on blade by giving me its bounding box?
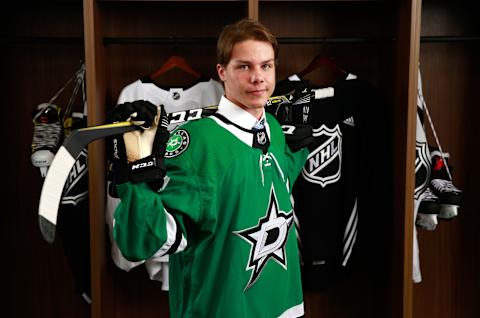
[38,147,76,225]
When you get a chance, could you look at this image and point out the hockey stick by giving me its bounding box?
[38,106,222,243]
[38,94,299,243]
[38,122,137,243]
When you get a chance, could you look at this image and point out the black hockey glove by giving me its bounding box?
[281,123,315,152]
[106,100,159,129]
[271,83,315,152]
[107,101,170,195]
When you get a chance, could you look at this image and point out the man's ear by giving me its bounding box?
[216,64,226,81]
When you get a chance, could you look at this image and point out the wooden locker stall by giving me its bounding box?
[258,1,419,318]
[4,1,90,317]
[83,0,420,317]
[84,1,249,317]
[14,0,477,317]
[413,1,480,318]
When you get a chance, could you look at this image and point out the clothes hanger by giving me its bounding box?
[150,55,201,80]
[297,54,347,78]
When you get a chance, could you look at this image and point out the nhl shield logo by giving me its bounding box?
[302,124,342,187]
[415,141,431,199]
[256,131,267,145]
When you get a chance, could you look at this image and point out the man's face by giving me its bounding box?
[217,39,276,119]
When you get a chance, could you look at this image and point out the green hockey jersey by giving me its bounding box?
[114,97,308,317]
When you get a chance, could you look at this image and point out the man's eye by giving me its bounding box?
[238,65,249,70]
[262,64,272,70]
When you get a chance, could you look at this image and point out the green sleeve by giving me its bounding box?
[285,145,309,192]
[113,181,187,261]
[113,129,213,262]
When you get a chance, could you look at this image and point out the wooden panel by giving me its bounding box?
[99,1,247,37]
[101,2,246,105]
[260,1,395,90]
[99,0,244,2]
[249,0,259,20]
[4,45,90,318]
[260,2,394,38]
[415,41,480,318]
[105,44,220,107]
[6,2,84,38]
[93,2,248,317]
[414,1,480,318]
[6,1,450,318]
[420,1,477,36]
[83,0,113,317]
[99,1,246,106]
[413,4,480,318]
[391,0,422,317]
[3,2,89,317]
[260,2,407,317]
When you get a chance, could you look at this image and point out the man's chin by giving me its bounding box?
[247,96,270,108]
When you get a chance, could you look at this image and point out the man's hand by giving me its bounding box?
[107,100,170,194]
[106,100,159,128]
[282,123,315,152]
[273,84,315,152]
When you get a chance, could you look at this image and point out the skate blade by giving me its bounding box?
[438,204,459,219]
[416,213,438,231]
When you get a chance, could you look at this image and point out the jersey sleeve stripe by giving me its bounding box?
[342,198,359,266]
[164,210,187,255]
[342,229,357,266]
[344,198,358,239]
[343,207,358,254]
[150,208,187,258]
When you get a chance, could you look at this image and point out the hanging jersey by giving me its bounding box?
[271,74,389,291]
[113,98,308,317]
[118,77,224,131]
[106,78,223,290]
[57,114,91,304]
[412,70,432,283]
[415,71,431,200]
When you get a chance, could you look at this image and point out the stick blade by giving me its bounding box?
[38,146,76,243]
[37,122,136,243]
[39,215,56,243]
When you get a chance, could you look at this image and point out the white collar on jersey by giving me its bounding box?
[216,96,266,131]
[212,96,270,148]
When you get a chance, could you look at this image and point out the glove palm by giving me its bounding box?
[107,100,169,194]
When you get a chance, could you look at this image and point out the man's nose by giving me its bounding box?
[250,67,264,83]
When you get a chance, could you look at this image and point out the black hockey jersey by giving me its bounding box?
[271,74,390,291]
[57,115,91,304]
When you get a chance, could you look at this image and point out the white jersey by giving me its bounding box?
[413,70,432,283]
[106,78,224,290]
[117,78,224,130]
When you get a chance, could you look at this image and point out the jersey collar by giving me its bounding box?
[216,96,266,131]
[212,96,270,148]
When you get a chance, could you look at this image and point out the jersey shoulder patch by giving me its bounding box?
[165,129,190,158]
[164,118,216,159]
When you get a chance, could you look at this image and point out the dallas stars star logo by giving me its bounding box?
[234,186,294,290]
[165,129,189,158]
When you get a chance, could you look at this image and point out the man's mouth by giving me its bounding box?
[248,89,267,96]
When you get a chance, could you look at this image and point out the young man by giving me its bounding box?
[109,19,309,317]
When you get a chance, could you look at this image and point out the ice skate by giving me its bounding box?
[418,187,440,215]
[31,103,63,177]
[416,212,438,231]
[429,150,463,219]
[416,187,440,230]
[63,111,87,138]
